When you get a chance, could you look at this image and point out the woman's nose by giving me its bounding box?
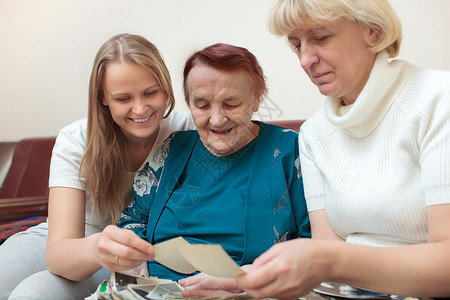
[132,98,148,115]
[299,44,319,70]
[209,107,227,126]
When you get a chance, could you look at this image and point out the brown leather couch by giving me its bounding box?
[268,120,304,132]
[0,137,56,224]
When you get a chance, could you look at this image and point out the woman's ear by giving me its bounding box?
[252,97,261,112]
[367,24,382,44]
[101,95,108,106]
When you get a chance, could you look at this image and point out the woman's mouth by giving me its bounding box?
[211,128,232,135]
[131,115,151,123]
[314,71,329,79]
[312,71,331,84]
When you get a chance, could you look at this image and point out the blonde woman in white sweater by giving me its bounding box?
[237,0,450,299]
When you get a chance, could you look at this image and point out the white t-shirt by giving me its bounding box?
[49,110,195,232]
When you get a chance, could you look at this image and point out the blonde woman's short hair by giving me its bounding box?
[269,0,402,57]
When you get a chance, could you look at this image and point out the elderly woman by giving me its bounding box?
[115,43,310,294]
[236,0,450,299]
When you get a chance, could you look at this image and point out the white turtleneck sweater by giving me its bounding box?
[299,51,450,247]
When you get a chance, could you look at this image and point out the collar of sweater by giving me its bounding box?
[324,51,416,138]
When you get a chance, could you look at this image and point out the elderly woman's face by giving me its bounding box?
[186,64,260,157]
[288,18,378,105]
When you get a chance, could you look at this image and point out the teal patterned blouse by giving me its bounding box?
[118,122,310,281]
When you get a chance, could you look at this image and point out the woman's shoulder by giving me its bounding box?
[170,129,198,143]
[60,117,87,131]
[411,67,450,81]
[160,110,196,132]
[258,121,299,138]
[49,118,88,189]
[299,108,339,140]
[257,122,299,155]
[398,68,450,118]
[407,68,450,95]
[54,118,88,148]
[57,118,87,137]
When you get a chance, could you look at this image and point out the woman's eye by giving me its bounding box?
[290,43,301,53]
[224,103,239,109]
[315,35,329,42]
[115,97,129,102]
[196,103,209,110]
[144,91,157,96]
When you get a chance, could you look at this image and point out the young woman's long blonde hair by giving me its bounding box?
[81,33,175,225]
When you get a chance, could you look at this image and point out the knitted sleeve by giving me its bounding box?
[416,70,450,206]
[298,129,326,212]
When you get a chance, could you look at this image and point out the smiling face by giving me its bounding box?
[101,62,167,145]
[186,64,260,157]
[288,18,378,105]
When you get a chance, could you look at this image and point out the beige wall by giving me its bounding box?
[1,0,449,141]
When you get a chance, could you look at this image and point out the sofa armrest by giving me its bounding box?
[0,196,48,224]
[267,120,305,132]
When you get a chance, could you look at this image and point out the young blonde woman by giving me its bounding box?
[2,33,194,299]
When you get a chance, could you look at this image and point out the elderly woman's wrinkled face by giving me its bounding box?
[186,64,260,157]
[287,18,378,105]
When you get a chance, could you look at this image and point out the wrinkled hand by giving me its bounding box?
[236,239,332,300]
[96,225,154,272]
[179,265,252,298]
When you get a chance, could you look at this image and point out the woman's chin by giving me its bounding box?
[205,144,234,157]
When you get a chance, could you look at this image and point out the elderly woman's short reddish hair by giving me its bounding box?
[183,43,268,103]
